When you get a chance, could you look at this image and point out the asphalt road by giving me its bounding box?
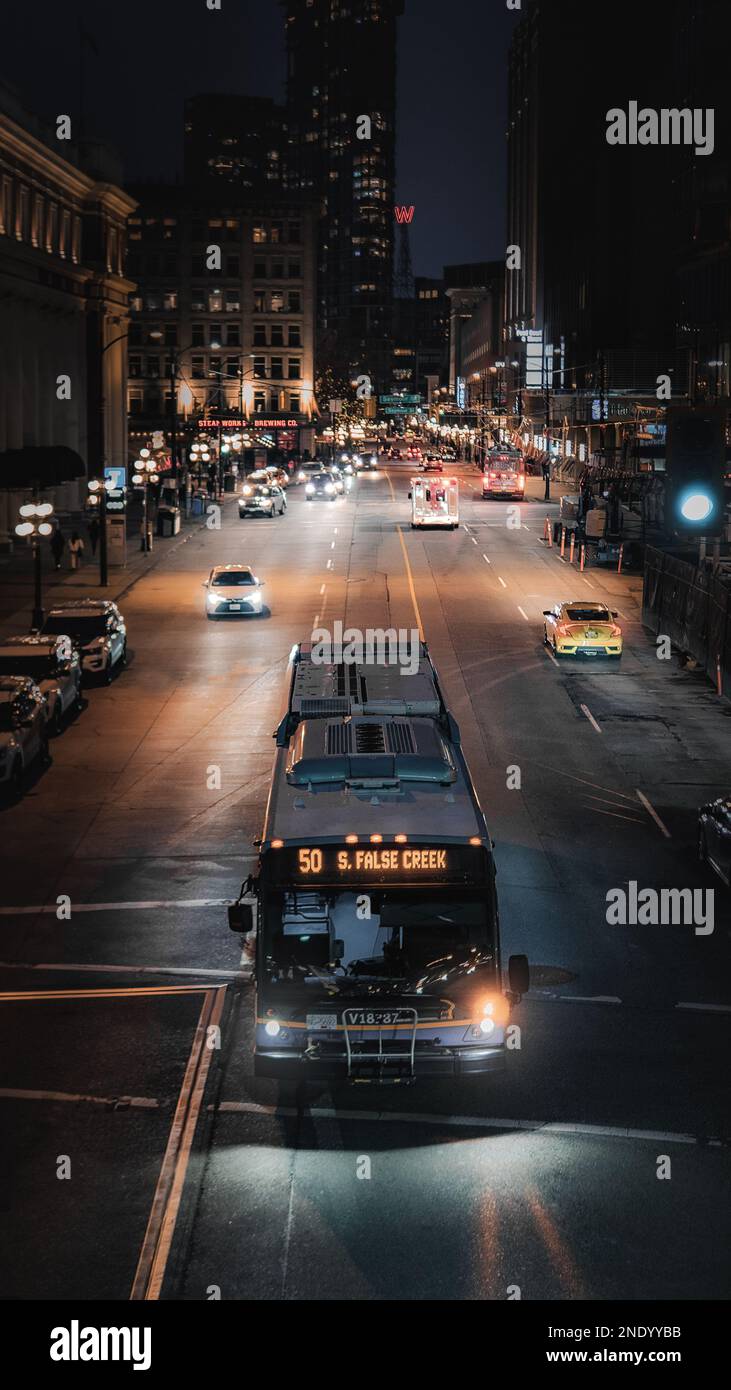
[1,460,729,1301]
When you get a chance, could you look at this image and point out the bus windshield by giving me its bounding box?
[262,887,496,990]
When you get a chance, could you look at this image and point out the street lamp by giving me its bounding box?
[87,477,118,585]
[132,450,159,552]
[15,500,54,629]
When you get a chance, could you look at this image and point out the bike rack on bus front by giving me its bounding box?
[342,1006,418,1083]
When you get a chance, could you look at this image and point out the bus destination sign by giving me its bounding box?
[266,844,485,885]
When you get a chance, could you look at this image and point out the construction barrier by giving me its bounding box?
[642,545,731,699]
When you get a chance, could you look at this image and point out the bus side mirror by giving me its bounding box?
[407,491,412,499]
[228,902,254,934]
[507,954,530,999]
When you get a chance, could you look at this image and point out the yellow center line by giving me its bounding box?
[397,526,425,641]
[385,468,425,640]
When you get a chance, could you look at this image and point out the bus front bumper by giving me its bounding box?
[255,1046,506,1080]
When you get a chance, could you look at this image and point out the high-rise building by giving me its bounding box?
[505,0,691,404]
[184,95,287,195]
[281,0,405,394]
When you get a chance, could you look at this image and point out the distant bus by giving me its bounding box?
[228,641,528,1085]
[483,450,525,500]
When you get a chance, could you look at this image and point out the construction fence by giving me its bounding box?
[642,546,731,698]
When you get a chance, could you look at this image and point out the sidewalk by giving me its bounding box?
[0,500,215,640]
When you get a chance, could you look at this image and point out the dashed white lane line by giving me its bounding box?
[330,541,336,550]
[326,559,334,570]
[483,554,491,565]
[212,1101,706,1147]
[313,613,320,626]
[498,576,507,588]
[636,789,672,839]
[580,704,603,734]
[471,537,478,545]
[545,648,559,668]
[319,583,326,595]
[582,577,595,588]
[517,605,530,622]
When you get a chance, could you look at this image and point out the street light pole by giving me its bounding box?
[15,500,54,630]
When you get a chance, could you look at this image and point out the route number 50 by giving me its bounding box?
[298,848,323,875]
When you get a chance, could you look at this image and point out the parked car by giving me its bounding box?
[0,634,82,734]
[0,676,50,798]
[698,797,731,887]
[41,600,127,683]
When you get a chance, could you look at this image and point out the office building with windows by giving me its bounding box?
[126,188,317,457]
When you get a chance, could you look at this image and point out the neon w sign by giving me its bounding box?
[394,205,415,224]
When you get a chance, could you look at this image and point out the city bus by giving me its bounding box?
[228,641,529,1084]
[482,449,526,499]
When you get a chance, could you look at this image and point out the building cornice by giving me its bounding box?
[0,112,94,200]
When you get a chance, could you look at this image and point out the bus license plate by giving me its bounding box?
[230,604,242,611]
[306,1014,337,1031]
[344,1009,412,1027]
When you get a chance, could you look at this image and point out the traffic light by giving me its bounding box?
[665,406,727,538]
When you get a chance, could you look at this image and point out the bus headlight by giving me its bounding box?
[265,1019,281,1037]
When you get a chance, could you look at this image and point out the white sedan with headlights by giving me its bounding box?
[204,566,266,619]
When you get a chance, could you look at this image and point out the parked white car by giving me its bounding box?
[0,676,50,798]
[0,635,82,734]
[41,600,127,683]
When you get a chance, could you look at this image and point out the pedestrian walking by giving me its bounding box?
[68,532,84,571]
[87,516,100,557]
[542,458,551,501]
[50,526,66,571]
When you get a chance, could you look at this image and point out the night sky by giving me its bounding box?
[1,0,519,277]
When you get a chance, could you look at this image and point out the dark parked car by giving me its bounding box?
[698,797,731,887]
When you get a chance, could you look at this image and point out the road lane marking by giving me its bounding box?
[320,584,326,595]
[517,606,529,622]
[0,897,247,916]
[313,613,320,626]
[131,985,227,1300]
[330,541,335,549]
[0,984,211,1002]
[498,576,507,588]
[0,961,249,980]
[396,525,425,640]
[580,704,602,734]
[212,1101,705,1147]
[545,648,559,667]
[676,1002,731,1014]
[471,537,478,545]
[0,1087,159,1108]
[636,789,672,839]
[483,554,491,565]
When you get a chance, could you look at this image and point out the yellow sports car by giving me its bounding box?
[543,601,623,658]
